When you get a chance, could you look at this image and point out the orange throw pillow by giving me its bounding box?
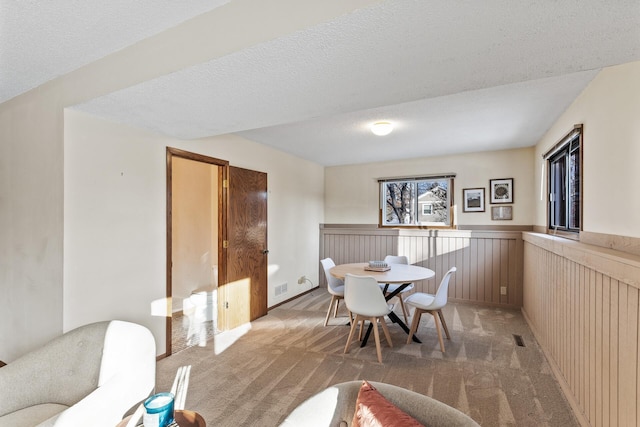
[351,381,425,427]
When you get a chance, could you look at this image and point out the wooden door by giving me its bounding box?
[221,166,268,329]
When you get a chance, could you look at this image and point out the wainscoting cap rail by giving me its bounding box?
[319,224,380,229]
[523,232,640,289]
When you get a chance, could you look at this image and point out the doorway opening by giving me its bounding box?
[166,148,228,357]
[166,147,269,357]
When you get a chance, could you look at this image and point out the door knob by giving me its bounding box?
[262,249,269,254]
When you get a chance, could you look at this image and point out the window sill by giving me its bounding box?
[545,229,580,241]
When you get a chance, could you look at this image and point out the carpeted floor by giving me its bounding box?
[157,288,578,426]
[171,311,216,354]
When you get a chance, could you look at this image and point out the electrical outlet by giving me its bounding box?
[298,275,306,284]
[500,286,507,295]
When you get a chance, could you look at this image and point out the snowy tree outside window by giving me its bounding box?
[380,176,454,227]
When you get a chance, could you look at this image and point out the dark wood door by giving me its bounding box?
[223,166,268,328]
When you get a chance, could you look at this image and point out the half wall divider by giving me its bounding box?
[319,225,524,308]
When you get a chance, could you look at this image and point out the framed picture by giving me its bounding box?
[490,178,514,204]
[491,205,513,220]
[462,188,485,212]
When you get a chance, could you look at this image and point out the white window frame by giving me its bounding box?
[422,203,433,215]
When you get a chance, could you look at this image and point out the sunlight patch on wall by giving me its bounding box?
[151,297,172,317]
[268,263,280,277]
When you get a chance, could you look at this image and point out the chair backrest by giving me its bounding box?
[1,321,110,410]
[383,255,409,265]
[344,274,391,317]
[433,267,457,307]
[320,258,343,291]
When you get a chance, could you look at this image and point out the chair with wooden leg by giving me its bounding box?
[343,274,393,363]
[404,267,456,352]
[320,258,350,326]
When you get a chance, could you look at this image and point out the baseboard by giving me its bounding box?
[269,286,320,310]
[521,308,589,427]
[449,298,522,309]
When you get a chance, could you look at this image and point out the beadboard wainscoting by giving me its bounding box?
[319,225,524,308]
[523,232,640,427]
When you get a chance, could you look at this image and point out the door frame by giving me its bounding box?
[165,147,228,357]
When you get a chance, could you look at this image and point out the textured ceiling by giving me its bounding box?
[4,1,640,166]
[0,0,229,103]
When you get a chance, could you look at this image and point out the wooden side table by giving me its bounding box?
[116,410,205,427]
[175,410,206,427]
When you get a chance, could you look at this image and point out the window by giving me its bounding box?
[380,175,454,227]
[545,125,582,235]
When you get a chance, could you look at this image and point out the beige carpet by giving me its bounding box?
[171,311,216,354]
[156,289,577,426]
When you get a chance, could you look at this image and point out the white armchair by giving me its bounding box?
[0,320,156,427]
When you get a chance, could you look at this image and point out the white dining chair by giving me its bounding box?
[343,274,393,363]
[404,267,456,352]
[320,258,350,326]
[382,255,414,324]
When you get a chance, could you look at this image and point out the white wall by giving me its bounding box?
[175,134,325,304]
[64,111,324,354]
[64,110,169,351]
[533,61,640,238]
[325,147,534,225]
[0,93,65,362]
[0,0,374,362]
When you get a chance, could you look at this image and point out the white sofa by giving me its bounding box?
[0,320,156,427]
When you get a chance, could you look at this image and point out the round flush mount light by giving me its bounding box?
[371,121,393,136]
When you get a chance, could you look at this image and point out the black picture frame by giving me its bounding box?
[489,178,514,204]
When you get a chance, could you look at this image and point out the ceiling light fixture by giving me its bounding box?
[371,121,393,136]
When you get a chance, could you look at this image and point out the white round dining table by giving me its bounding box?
[329,262,435,345]
[329,262,435,283]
